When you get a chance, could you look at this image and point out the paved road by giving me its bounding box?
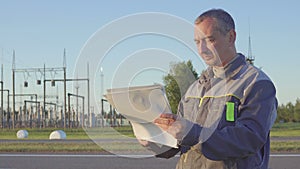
[0,154,299,169]
[1,138,299,168]
[1,136,299,143]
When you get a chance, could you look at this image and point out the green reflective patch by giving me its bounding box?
[226,102,235,122]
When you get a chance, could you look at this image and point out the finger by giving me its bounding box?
[159,113,177,120]
[154,118,175,125]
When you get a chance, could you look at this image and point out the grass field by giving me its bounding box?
[0,123,299,153]
[0,126,134,139]
[270,123,300,152]
[271,122,300,137]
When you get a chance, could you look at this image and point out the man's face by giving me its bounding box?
[194,18,231,67]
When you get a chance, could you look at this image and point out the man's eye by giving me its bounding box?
[207,38,215,43]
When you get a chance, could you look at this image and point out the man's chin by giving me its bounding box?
[204,60,216,66]
[204,58,222,67]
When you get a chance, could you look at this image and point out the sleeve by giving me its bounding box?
[201,80,277,160]
[142,141,180,159]
[154,145,181,159]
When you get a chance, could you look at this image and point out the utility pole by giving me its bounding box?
[1,64,3,128]
[43,64,46,128]
[12,50,15,129]
[100,67,104,127]
[75,81,79,127]
[87,63,90,127]
[63,49,67,128]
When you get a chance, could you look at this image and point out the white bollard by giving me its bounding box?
[16,130,29,139]
[49,130,67,140]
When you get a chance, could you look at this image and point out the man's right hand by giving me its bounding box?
[137,139,149,147]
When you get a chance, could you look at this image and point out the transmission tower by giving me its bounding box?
[246,20,255,65]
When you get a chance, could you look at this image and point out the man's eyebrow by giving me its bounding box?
[194,35,214,41]
[205,35,214,39]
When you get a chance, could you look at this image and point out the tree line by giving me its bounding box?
[276,99,300,123]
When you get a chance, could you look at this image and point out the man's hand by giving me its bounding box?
[154,113,194,141]
[137,139,149,147]
[153,113,176,130]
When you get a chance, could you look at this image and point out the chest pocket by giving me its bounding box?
[182,94,240,129]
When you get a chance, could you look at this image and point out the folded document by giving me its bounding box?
[104,84,178,148]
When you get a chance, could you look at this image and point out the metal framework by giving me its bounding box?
[12,64,65,129]
[0,87,9,128]
[44,78,89,128]
[4,50,92,129]
[68,93,84,128]
[24,100,40,128]
[11,94,38,128]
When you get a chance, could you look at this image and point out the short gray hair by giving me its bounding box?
[195,9,235,35]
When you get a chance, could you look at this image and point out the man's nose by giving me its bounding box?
[198,40,209,53]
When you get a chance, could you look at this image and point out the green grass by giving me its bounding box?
[266,123,300,153]
[270,122,300,137]
[1,123,298,140]
[0,142,103,153]
[0,128,86,139]
[0,141,148,153]
[271,141,300,152]
[0,123,300,153]
[0,126,138,153]
[0,126,134,139]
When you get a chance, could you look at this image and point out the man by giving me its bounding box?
[151,9,277,169]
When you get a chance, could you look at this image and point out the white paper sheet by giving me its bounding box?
[104,84,178,148]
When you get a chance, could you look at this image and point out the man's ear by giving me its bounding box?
[228,29,236,45]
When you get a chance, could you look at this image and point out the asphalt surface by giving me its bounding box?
[1,136,299,143]
[0,138,299,169]
[0,153,299,169]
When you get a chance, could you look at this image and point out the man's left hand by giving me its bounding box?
[154,113,194,141]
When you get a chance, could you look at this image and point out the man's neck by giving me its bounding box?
[212,53,239,78]
[216,51,237,67]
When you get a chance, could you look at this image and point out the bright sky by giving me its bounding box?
[1,0,299,110]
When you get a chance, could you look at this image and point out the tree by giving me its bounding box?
[163,60,198,114]
[275,99,300,123]
[294,98,300,122]
[276,104,287,123]
[285,102,295,122]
